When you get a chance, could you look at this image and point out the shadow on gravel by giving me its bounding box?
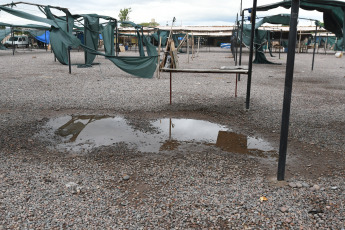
[37,115,277,159]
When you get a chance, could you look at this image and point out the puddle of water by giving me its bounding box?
[40,115,276,157]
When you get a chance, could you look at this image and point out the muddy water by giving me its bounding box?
[40,115,276,157]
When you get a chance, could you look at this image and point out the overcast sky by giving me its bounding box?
[0,0,333,27]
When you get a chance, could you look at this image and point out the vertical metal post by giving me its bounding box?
[115,19,119,56]
[325,33,328,54]
[235,13,239,66]
[45,30,47,52]
[343,8,345,53]
[245,0,257,110]
[141,27,144,53]
[68,46,71,74]
[11,27,15,55]
[279,29,282,59]
[170,72,172,105]
[238,10,245,81]
[187,33,190,63]
[277,0,300,181]
[66,14,71,74]
[311,24,318,71]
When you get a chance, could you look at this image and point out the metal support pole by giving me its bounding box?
[235,13,239,66]
[170,72,172,105]
[277,0,300,181]
[68,46,71,74]
[279,29,282,59]
[239,10,245,81]
[235,74,238,97]
[245,0,257,110]
[325,33,328,54]
[141,27,144,53]
[11,27,14,55]
[115,19,118,56]
[45,30,47,52]
[66,14,71,74]
[311,24,318,71]
[187,33,190,63]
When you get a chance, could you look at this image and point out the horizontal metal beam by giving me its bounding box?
[162,68,248,74]
[1,1,69,11]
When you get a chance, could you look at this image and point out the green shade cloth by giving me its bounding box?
[253,0,345,50]
[82,14,100,65]
[256,14,291,29]
[0,6,58,27]
[143,35,158,56]
[100,21,116,56]
[0,22,50,30]
[44,6,77,65]
[151,30,183,47]
[241,14,292,64]
[106,56,158,79]
[0,5,158,78]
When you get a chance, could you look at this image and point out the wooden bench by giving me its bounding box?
[161,67,249,104]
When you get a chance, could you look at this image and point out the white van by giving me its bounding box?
[4,35,29,48]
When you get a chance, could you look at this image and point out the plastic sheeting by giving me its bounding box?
[34,30,50,44]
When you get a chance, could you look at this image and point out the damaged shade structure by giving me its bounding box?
[249,0,345,181]
[240,14,291,64]
[0,4,158,78]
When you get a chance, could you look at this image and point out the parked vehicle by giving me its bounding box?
[4,35,29,48]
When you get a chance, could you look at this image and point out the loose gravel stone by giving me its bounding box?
[0,49,344,228]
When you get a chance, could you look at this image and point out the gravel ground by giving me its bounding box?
[0,47,344,229]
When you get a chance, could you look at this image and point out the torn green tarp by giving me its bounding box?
[143,35,158,56]
[80,44,157,78]
[106,56,157,79]
[253,0,345,50]
[44,6,77,65]
[0,6,58,27]
[1,5,157,78]
[151,30,182,47]
[255,14,291,29]
[100,21,115,56]
[241,14,292,64]
[0,22,50,30]
[82,14,100,65]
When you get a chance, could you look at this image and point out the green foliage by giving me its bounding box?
[118,8,132,27]
[0,26,5,29]
[138,22,160,27]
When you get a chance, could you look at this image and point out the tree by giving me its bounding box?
[118,8,132,27]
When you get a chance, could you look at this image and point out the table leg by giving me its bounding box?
[170,72,172,105]
[235,74,238,97]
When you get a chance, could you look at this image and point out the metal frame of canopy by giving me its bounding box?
[246,0,345,181]
[161,67,249,105]
[1,2,119,75]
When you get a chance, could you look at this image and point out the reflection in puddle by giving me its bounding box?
[41,115,276,157]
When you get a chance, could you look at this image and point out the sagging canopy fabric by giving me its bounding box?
[253,0,345,50]
[120,21,158,57]
[241,14,291,64]
[255,14,291,29]
[151,30,182,47]
[0,5,158,78]
[0,22,50,30]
